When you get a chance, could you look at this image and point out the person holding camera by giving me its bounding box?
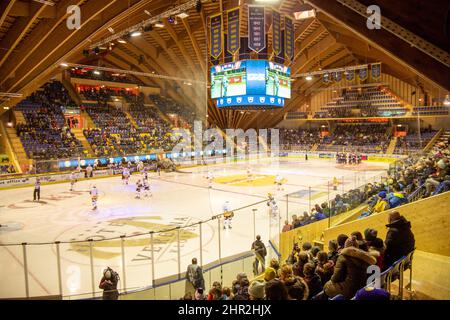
[99,267,119,300]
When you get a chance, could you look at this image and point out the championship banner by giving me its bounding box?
[248,5,266,53]
[346,69,355,81]
[227,8,240,55]
[332,71,342,82]
[284,16,294,60]
[359,67,368,81]
[210,13,223,59]
[371,62,381,80]
[272,10,282,56]
[323,73,331,83]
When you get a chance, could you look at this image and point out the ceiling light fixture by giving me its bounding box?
[117,39,127,44]
[177,12,189,19]
[131,30,142,37]
[154,21,164,28]
[305,75,313,81]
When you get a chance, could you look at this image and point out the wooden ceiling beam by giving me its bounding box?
[182,17,206,74]
[163,19,199,78]
[0,2,48,67]
[0,0,87,87]
[0,0,17,29]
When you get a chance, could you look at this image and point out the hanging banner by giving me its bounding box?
[272,10,282,56]
[284,16,294,60]
[210,13,223,59]
[332,71,342,82]
[227,8,240,55]
[323,73,331,83]
[359,67,368,81]
[371,62,381,80]
[248,5,266,53]
[345,69,355,82]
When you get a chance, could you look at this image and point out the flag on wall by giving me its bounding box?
[248,5,266,53]
[210,13,223,59]
[227,8,240,55]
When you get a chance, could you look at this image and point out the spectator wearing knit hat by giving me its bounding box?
[264,267,277,282]
[248,280,266,300]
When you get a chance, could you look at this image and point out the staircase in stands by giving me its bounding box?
[71,128,94,158]
[386,137,398,154]
[5,111,30,171]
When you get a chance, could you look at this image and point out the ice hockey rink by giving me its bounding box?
[0,156,389,299]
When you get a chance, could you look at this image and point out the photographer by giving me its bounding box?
[99,267,119,300]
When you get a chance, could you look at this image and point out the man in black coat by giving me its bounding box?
[384,211,415,269]
[252,235,267,276]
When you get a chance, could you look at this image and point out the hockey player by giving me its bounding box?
[267,193,279,218]
[332,177,339,191]
[122,167,130,185]
[137,161,144,173]
[135,179,143,199]
[222,200,233,229]
[90,185,98,210]
[86,164,93,178]
[143,178,152,197]
[207,171,214,189]
[70,171,77,191]
[275,174,284,191]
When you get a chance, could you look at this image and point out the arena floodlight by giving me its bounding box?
[117,39,127,44]
[154,21,164,28]
[131,30,142,37]
[444,95,450,106]
[305,75,313,81]
[60,63,69,67]
[177,12,189,19]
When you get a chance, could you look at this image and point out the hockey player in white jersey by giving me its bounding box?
[69,171,77,191]
[143,178,152,197]
[122,167,130,185]
[222,200,234,229]
[267,193,279,218]
[90,185,98,210]
[137,161,144,173]
[275,174,284,191]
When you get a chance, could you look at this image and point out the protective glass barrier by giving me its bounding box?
[0,244,26,299]
[27,243,60,298]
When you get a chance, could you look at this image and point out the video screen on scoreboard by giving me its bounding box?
[265,61,291,99]
[210,61,247,98]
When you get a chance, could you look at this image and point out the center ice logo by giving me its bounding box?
[55,215,209,265]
